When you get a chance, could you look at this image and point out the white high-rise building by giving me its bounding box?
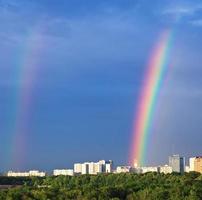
[74,163,82,174]
[94,162,103,174]
[169,155,185,173]
[88,162,96,175]
[81,163,89,174]
[106,160,113,173]
[189,157,195,171]
[74,160,113,175]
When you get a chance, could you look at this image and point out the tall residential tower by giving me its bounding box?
[169,155,185,173]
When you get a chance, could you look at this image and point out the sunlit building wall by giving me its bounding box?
[74,163,82,174]
[159,165,172,174]
[141,167,160,173]
[53,169,74,176]
[81,163,89,174]
[190,157,202,173]
[7,170,46,177]
[116,166,132,173]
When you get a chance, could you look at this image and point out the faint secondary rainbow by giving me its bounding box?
[129,29,174,167]
[10,23,45,169]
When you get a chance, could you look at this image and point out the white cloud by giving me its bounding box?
[161,2,202,23]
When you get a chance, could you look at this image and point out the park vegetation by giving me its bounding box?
[0,172,202,200]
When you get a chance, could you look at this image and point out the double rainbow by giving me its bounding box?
[129,30,173,167]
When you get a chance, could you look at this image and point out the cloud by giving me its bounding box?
[162,1,202,15]
[160,2,202,24]
[163,7,195,16]
[0,0,18,9]
[190,19,202,26]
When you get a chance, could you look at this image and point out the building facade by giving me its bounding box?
[189,157,202,173]
[169,155,185,173]
[74,160,113,175]
[81,163,89,174]
[7,170,46,177]
[53,169,74,176]
[185,166,190,173]
[116,166,132,173]
[159,165,173,174]
[189,157,195,171]
[74,163,82,174]
[106,160,113,173]
[141,167,160,173]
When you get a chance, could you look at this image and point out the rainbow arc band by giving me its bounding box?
[129,30,173,167]
[10,24,44,168]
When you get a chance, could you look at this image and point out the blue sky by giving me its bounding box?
[0,0,202,171]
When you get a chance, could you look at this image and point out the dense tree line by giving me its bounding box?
[0,172,202,199]
[0,176,32,186]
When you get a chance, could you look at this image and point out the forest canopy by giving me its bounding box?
[0,172,202,200]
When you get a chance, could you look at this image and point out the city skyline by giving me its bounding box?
[0,0,202,171]
[4,154,202,175]
[1,153,199,173]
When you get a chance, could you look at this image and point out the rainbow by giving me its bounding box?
[129,29,173,167]
[10,24,45,169]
